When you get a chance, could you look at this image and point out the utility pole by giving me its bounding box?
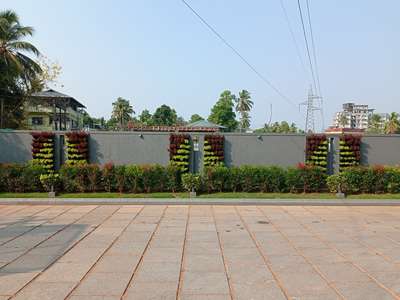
[300,86,322,133]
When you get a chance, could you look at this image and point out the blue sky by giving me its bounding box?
[5,0,400,129]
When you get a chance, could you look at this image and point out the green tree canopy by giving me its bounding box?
[384,112,400,134]
[152,104,178,126]
[0,10,42,128]
[138,109,153,126]
[111,97,134,130]
[189,114,204,123]
[255,121,304,134]
[235,89,253,131]
[208,90,238,131]
[367,114,384,134]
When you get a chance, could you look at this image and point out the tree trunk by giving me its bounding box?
[0,98,4,129]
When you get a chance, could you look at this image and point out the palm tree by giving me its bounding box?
[384,112,400,134]
[338,114,348,128]
[0,10,41,78]
[0,10,41,128]
[112,97,134,130]
[235,90,253,132]
[368,114,383,133]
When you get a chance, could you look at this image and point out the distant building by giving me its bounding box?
[26,89,86,131]
[332,103,374,130]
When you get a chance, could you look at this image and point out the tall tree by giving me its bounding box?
[384,112,400,134]
[152,104,177,126]
[255,121,304,134]
[138,109,153,126]
[368,114,383,134]
[189,114,204,123]
[338,114,348,128]
[208,90,238,131]
[0,10,42,128]
[235,90,253,131]
[111,97,134,130]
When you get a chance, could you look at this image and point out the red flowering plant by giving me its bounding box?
[339,134,361,172]
[65,132,89,165]
[203,135,224,167]
[305,134,328,171]
[31,132,55,173]
[169,134,190,173]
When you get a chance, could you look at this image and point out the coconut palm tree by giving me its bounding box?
[384,112,400,134]
[235,90,253,132]
[368,114,383,133]
[112,97,134,130]
[0,10,41,77]
[338,114,348,128]
[0,10,41,128]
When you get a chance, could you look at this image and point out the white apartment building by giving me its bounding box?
[333,103,374,130]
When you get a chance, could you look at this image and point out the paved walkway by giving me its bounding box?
[0,205,399,299]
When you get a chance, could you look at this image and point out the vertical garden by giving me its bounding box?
[169,134,191,173]
[203,135,224,167]
[305,134,328,171]
[339,135,361,171]
[65,132,90,165]
[31,132,55,172]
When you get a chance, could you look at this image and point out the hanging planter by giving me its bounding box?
[203,135,224,167]
[305,134,328,171]
[31,132,55,172]
[65,132,89,165]
[169,134,191,173]
[339,134,361,172]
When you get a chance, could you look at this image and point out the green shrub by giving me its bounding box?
[286,164,327,193]
[40,173,60,192]
[0,163,46,192]
[202,166,230,193]
[326,174,343,193]
[182,173,201,192]
[383,167,400,193]
[125,165,144,193]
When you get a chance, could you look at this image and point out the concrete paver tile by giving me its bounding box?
[316,262,372,283]
[36,262,93,283]
[333,281,394,300]
[72,272,131,296]
[134,262,181,283]
[0,271,38,296]
[13,281,76,300]
[93,254,141,273]
[181,271,230,294]
[184,254,225,272]
[179,294,230,300]
[124,281,177,300]
[231,281,286,300]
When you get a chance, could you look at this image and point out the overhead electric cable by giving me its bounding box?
[305,0,322,96]
[297,0,318,94]
[279,0,308,78]
[181,0,298,109]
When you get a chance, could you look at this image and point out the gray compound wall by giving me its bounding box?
[361,134,400,166]
[1,130,400,170]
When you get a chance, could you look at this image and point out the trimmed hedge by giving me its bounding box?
[0,163,46,192]
[2,163,400,195]
[327,166,400,194]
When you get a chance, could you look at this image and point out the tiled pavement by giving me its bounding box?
[0,205,399,299]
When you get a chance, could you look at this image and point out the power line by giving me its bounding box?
[305,0,324,129]
[297,0,317,94]
[279,0,308,78]
[181,0,298,109]
[305,0,322,96]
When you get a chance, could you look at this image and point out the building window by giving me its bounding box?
[32,117,43,125]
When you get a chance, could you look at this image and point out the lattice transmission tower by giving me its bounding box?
[300,87,322,133]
